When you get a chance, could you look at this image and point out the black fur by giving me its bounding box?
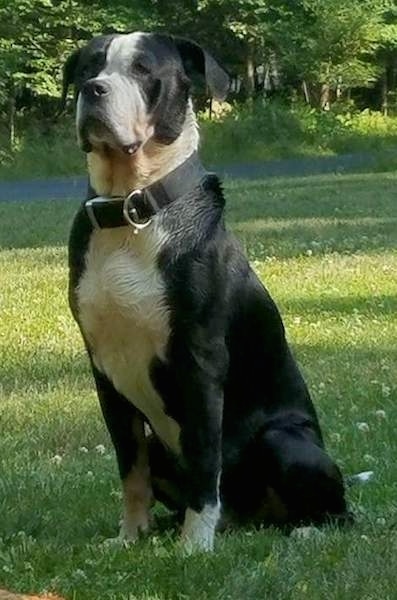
[69,177,349,529]
[60,35,116,113]
[67,33,350,535]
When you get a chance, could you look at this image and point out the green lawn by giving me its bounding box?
[0,173,396,600]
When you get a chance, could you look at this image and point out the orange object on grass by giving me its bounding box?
[0,590,64,600]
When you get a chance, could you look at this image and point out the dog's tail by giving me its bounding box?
[346,470,375,487]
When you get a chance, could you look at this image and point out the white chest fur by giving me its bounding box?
[77,224,181,454]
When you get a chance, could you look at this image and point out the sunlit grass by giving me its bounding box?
[0,172,396,599]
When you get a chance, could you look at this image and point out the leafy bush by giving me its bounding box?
[2,101,397,179]
[201,101,397,165]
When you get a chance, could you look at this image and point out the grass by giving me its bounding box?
[0,172,397,599]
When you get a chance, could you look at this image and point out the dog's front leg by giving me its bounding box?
[92,366,152,542]
[176,349,225,553]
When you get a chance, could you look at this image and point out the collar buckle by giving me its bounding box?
[123,190,152,234]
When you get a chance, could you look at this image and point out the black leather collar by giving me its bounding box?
[84,151,208,232]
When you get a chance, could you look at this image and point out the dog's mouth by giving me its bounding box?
[79,116,146,156]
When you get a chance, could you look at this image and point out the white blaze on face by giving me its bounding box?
[89,32,154,149]
[76,92,84,147]
[104,32,146,74]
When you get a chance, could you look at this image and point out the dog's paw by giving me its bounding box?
[103,510,151,547]
[290,526,323,541]
[121,512,150,541]
[180,504,220,553]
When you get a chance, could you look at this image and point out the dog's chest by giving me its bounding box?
[77,227,180,453]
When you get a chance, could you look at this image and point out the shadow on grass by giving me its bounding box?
[1,333,395,401]
[0,199,78,250]
[0,348,90,396]
[282,293,397,317]
[237,217,397,259]
[293,340,397,362]
[227,173,397,223]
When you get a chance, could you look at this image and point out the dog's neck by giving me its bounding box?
[87,103,200,197]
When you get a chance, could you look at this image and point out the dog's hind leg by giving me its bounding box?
[259,421,350,528]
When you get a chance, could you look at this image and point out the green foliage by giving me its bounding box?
[1,0,397,110]
[269,0,392,96]
[2,0,397,172]
[3,102,397,179]
[200,101,397,164]
[0,0,149,104]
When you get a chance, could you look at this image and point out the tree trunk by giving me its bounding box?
[381,68,388,116]
[246,46,255,102]
[302,80,310,104]
[8,88,16,151]
[336,77,342,101]
[320,84,330,110]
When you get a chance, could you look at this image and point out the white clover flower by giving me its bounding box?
[73,569,88,581]
[375,409,387,420]
[95,444,106,455]
[330,432,341,443]
[376,517,386,526]
[110,490,122,500]
[79,446,89,453]
[86,471,94,478]
[50,454,63,465]
[381,384,391,398]
[364,454,376,463]
[356,422,370,433]
[354,471,374,483]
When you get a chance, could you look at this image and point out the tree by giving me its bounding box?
[269,0,392,108]
[0,0,151,140]
[375,4,397,113]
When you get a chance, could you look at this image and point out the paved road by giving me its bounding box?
[0,151,385,202]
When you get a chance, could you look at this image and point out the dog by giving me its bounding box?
[62,31,350,552]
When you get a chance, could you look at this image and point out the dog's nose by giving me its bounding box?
[82,79,110,100]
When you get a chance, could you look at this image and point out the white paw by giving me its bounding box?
[181,503,220,553]
[290,526,323,540]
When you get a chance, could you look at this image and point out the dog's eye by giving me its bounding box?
[131,61,151,76]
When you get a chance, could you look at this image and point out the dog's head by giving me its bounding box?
[61,32,229,155]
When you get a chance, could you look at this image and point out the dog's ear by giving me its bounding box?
[59,48,82,114]
[174,38,230,101]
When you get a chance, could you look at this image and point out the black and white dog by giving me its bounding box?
[63,32,349,552]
